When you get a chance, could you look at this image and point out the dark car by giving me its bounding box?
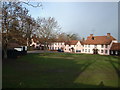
[57,49,64,52]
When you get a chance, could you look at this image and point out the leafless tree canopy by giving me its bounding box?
[1,1,80,58]
[57,32,80,41]
[36,17,61,49]
[2,2,38,58]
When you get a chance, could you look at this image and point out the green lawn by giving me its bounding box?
[3,53,120,88]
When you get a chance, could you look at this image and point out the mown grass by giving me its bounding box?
[2,53,120,88]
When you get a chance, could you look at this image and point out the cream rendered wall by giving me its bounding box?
[100,45,113,55]
[75,41,83,53]
[48,42,65,50]
[96,45,109,55]
[71,45,75,52]
[82,45,94,54]
[97,40,117,55]
[64,45,71,52]
[64,41,83,53]
[82,44,112,55]
[48,40,118,55]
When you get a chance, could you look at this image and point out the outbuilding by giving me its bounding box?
[110,43,120,56]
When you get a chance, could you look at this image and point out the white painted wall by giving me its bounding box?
[48,42,65,50]
[64,45,71,52]
[47,40,118,55]
[82,45,94,54]
[62,41,83,53]
[82,44,114,55]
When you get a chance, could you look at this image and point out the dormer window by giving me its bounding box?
[92,37,94,40]
[101,44,104,48]
[105,45,108,48]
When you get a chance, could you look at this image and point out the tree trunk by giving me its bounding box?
[3,47,7,59]
[43,42,48,51]
[27,38,31,51]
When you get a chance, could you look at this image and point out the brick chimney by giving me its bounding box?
[82,37,85,41]
[90,34,93,37]
[107,33,111,37]
[89,34,94,40]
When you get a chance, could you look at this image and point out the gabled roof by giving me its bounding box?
[51,40,82,45]
[51,41,65,43]
[110,43,120,50]
[83,36,116,45]
[65,40,79,45]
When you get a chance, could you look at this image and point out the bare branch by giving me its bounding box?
[22,2,43,8]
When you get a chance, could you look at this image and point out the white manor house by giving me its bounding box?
[30,33,120,55]
[48,33,119,55]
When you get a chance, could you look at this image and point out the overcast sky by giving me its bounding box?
[24,2,118,39]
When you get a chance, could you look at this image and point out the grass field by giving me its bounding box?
[3,53,120,88]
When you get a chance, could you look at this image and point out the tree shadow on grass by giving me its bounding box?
[107,56,120,88]
[67,60,113,88]
[74,60,96,76]
[108,57,120,78]
[2,53,114,88]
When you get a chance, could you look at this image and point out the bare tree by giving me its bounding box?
[57,32,80,41]
[24,16,37,50]
[22,1,42,8]
[66,33,80,41]
[2,2,32,58]
[36,17,61,50]
[1,1,43,58]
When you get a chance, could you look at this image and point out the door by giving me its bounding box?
[93,48,98,54]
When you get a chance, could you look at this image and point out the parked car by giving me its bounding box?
[76,50,81,52]
[14,46,27,55]
[2,46,27,59]
[2,49,22,59]
[57,49,64,52]
[14,46,27,51]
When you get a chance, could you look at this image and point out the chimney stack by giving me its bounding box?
[82,37,85,41]
[107,33,111,37]
[90,34,93,37]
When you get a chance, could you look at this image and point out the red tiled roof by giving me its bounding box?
[83,36,116,45]
[80,41,84,45]
[65,40,79,45]
[52,41,65,43]
[110,43,120,50]
[51,40,82,45]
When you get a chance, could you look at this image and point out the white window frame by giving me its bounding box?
[101,44,104,48]
[85,49,87,52]
[88,49,90,52]
[105,45,108,48]
[105,50,107,54]
[82,49,84,52]
[101,50,104,53]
